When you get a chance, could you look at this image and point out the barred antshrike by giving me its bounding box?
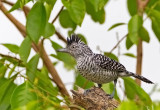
[57,34,153,98]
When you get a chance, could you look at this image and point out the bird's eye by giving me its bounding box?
[72,45,75,48]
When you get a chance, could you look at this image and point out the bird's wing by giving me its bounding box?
[93,54,126,72]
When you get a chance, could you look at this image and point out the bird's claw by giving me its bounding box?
[84,89,91,95]
[107,94,114,99]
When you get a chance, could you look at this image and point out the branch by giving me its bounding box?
[51,6,64,24]
[0,53,22,63]
[0,1,70,97]
[136,0,150,85]
[109,34,127,54]
[55,30,67,43]
[71,86,119,110]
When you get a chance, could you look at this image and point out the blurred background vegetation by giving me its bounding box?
[0,0,160,109]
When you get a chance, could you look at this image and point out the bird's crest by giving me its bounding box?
[67,34,81,45]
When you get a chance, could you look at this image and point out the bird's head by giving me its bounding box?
[57,34,93,59]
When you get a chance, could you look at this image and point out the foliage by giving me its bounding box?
[0,0,160,109]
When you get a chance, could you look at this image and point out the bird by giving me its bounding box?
[57,34,153,98]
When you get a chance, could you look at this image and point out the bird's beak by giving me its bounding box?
[56,48,68,53]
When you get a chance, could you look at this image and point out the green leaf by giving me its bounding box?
[45,0,56,6]
[45,3,54,20]
[102,82,120,100]
[123,77,152,106]
[148,9,160,41]
[19,37,31,63]
[108,23,126,31]
[151,18,160,41]
[43,23,55,38]
[104,52,119,61]
[127,0,138,16]
[117,100,138,110]
[138,27,150,43]
[88,0,108,12]
[26,54,40,82]
[123,53,136,58]
[77,34,88,44]
[2,43,19,54]
[62,0,86,25]
[0,78,17,110]
[128,15,143,44]
[85,0,105,24]
[9,0,32,12]
[50,41,76,70]
[11,81,37,109]
[8,65,17,78]
[126,36,133,50]
[26,2,46,43]
[147,0,160,11]
[74,73,94,89]
[0,65,7,78]
[35,67,58,96]
[59,10,76,29]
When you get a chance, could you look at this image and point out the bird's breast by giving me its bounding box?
[77,58,118,84]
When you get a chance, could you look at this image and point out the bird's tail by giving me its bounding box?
[126,71,154,84]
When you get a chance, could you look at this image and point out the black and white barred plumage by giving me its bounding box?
[57,34,153,98]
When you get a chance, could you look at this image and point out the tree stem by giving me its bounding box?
[136,0,149,85]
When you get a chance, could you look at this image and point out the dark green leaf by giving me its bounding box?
[138,27,150,43]
[19,37,31,63]
[74,73,94,89]
[148,9,160,41]
[123,53,136,58]
[2,43,19,54]
[149,9,160,24]
[62,0,85,25]
[117,100,138,110]
[127,0,138,16]
[11,81,37,109]
[43,23,55,38]
[123,77,152,106]
[59,10,76,29]
[0,78,17,110]
[26,2,46,43]
[9,0,32,12]
[108,23,126,31]
[85,0,105,24]
[104,52,119,61]
[26,54,40,82]
[128,15,143,44]
[147,0,160,11]
[88,0,108,12]
[151,17,160,41]
[126,36,133,50]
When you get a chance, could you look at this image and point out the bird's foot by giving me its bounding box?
[84,89,91,96]
[106,94,114,99]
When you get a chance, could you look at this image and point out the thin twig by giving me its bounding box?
[109,34,128,54]
[55,30,67,43]
[0,53,22,63]
[51,6,64,24]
